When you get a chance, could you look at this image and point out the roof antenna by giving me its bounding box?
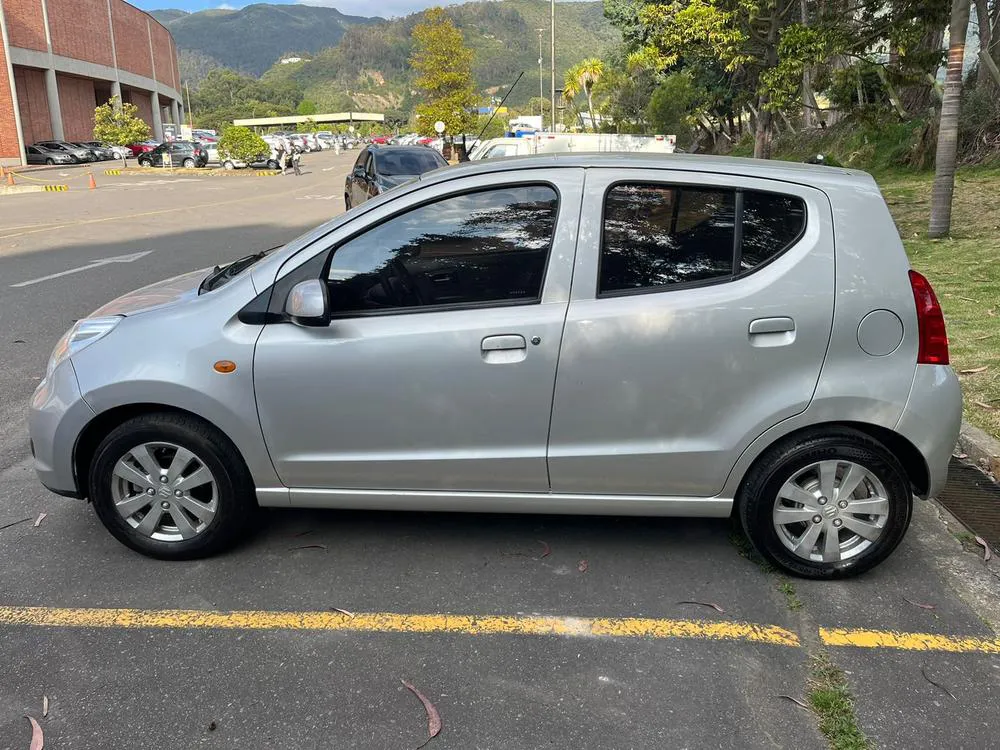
[472,71,524,150]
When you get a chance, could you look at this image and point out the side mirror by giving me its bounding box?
[353,167,366,178]
[285,279,330,326]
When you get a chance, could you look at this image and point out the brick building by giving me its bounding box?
[0,0,182,166]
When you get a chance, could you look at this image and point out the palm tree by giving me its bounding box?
[564,58,605,132]
[928,0,971,238]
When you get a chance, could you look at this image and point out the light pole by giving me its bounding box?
[537,28,544,124]
[550,0,555,132]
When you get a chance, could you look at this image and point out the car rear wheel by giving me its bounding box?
[89,413,256,559]
[738,428,911,579]
[182,157,195,168]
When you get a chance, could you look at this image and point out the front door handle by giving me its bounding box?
[749,317,795,335]
[482,334,526,351]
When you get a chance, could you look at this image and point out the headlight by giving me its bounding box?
[46,316,122,378]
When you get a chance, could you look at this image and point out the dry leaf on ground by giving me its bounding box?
[959,366,989,374]
[25,716,43,750]
[677,600,725,614]
[400,679,442,748]
[33,513,46,528]
[536,540,551,559]
[577,560,589,573]
[42,696,48,717]
[330,607,355,618]
[975,536,992,562]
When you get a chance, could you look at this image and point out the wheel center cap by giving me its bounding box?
[158,486,171,498]
[823,504,838,518]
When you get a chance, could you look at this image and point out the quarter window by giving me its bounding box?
[325,185,558,314]
[599,182,806,295]
[739,191,806,270]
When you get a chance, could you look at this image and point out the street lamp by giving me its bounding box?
[537,28,545,123]
[550,0,555,133]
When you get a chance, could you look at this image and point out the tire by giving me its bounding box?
[89,412,256,560]
[267,160,278,170]
[223,160,235,170]
[738,427,912,579]
[138,158,150,168]
[45,158,54,165]
[182,157,195,168]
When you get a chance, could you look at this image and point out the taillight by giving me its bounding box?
[908,269,949,365]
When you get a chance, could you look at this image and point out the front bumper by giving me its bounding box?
[29,360,96,497]
[895,364,963,499]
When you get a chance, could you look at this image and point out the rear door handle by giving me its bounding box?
[749,317,795,335]
[481,334,526,351]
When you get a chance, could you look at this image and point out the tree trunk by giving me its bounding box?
[974,0,993,90]
[585,89,596,133]
[754,13,781,159]
[929,0,971,239]
[900,26,947,114]
[800,0,816,128]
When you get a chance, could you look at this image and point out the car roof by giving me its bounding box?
[418,152,873,188]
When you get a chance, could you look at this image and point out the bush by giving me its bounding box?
[218,126,268,165]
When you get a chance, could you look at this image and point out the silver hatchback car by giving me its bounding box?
[29,154,962,577]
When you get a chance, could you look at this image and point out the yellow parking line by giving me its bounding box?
[0,606,997,654]
[820,627,1000,654]
[0,606,799,647]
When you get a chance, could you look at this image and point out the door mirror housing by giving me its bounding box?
[285,279,330,326]
[352,166,366,178]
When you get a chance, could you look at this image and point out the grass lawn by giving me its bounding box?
[878,167,1000,440]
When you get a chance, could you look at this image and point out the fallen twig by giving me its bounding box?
[42,696,48,718]
[920,666,956,700]
[0,517,32,532]
[330,607,356,618]
[778,694,810,710]
[536,540,551,559]
[901,596,936,610]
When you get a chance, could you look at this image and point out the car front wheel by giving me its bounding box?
[182,157,195,168]
[739,428,911,579]
[138,158,150,167]
[45,158,54,165]
[89,413,256,559]
[223,160,235,170]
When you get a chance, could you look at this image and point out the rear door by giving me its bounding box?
[547,168,835,497]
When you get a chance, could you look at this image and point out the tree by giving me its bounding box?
[646,72,697,147]
[297,99,317,116]
[929,0,972,238]
[409,7,479,136]
[564,58,605,132]
[218,125,269,166]
[93,97,151,165]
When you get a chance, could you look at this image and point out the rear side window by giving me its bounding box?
[599,182,805,295]
[600,184,735,293]
[326,185,558,314]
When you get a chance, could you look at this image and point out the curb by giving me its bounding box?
[104,169,121,175]
[0,184,62,195]
[956,421,1000,479]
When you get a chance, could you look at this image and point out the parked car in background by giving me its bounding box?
[29,154,961,577]
[204,142,277,170]
[344,144,448,208]
[25,144,75,165]
[102,144,134,160]
[137,141,208,168]
[128,141,160,155]
[32,140,96,163]
[73,142,115,161]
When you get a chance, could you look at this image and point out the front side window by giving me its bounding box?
[325,185,559,314]
[600,184,735,294]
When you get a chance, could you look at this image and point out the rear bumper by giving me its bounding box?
[28,360,95,497]
[895,364,963,499]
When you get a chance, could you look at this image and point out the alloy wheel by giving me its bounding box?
[110,441,218,542]
[772,460,889,564]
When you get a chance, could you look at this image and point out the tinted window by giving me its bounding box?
[353,149,367,170]
[740,191,806,270]
[375,150,445,176]
[600,184,735,294]
[326,185,558,314]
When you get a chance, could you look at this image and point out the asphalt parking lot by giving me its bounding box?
[1,149,1000,749]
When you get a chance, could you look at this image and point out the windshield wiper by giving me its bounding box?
[199,246,279,294]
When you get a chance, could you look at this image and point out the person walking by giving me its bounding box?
[291,145,302,176]
[273,139,286,174]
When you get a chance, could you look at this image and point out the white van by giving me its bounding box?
[470,133,677,160]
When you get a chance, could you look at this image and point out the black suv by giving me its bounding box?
[138,141,208,168]
[345,145,448,209]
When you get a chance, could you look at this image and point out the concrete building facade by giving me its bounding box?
[0,0,182,166]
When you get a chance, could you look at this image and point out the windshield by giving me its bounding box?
[375,150,444,176]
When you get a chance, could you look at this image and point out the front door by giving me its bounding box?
[547,168,835,497]
[254,169,584,492]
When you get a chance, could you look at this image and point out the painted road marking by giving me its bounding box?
[0,606,798,646]
[1,605,999,654]
[820,627,1000,654]
[9,250,153,288]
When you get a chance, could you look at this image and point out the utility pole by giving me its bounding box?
[549,0,555,132]
[537,28,545,124]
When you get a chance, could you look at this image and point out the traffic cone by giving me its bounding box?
[88,172,97,190]
[6,171,14,186]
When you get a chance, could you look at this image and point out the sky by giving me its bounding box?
[137,0,543,18]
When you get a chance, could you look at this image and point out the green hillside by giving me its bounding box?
[260,0,620,117]
[151,4,380,76]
